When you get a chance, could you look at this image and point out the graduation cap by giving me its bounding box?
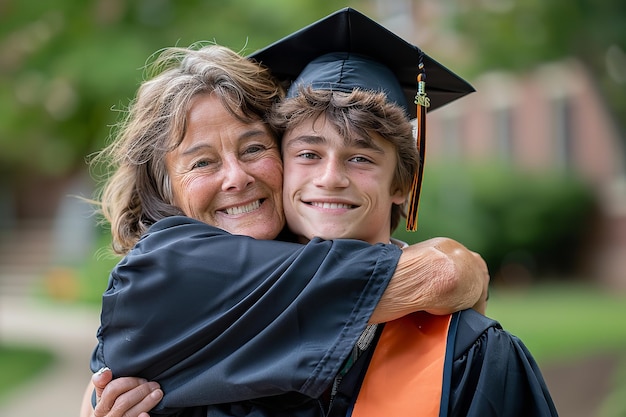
[248,7,475,231]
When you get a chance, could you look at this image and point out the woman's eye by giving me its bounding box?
[243,144,266,155]
[192,160,210,169]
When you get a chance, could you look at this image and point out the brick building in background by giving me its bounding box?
[425,61,625,290]
[362,0,625,289]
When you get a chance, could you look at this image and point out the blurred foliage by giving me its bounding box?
[73,229,119,305]
[486,283,626,362]
[0,344,55,404]
[1,0,622,222]
[455,0,626,146]
[0,0,348,184]
[2,0,624,187]
[41,223,123,305]
[394,162,596,279]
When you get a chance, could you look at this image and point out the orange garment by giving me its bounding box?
[352,312,452,417]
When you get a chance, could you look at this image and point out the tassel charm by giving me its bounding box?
[406,63,430,231]
[415,73,431,108]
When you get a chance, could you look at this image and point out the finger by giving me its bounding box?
[124,388,163,417]
[95,378,153,417]
[104,384,162,417]
[92,367,113,402]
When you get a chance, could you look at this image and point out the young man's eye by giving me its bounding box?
[349,156,372,163]
[297,152,319,160]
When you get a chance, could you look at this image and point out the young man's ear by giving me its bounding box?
[391,187,408,205]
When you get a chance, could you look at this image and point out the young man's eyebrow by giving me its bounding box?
[345,135,385,154]
[284,134,327,149]
[284,132,385,154]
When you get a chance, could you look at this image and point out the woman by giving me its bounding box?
[81,42,488,417]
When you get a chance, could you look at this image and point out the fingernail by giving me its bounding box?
[95,366,110,376]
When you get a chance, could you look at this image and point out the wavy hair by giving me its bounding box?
[89,43,284,254]
[270,87,418,233]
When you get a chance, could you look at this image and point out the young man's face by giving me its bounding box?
[282,114,406,244]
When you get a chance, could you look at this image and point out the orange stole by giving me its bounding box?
[351,312,452,417]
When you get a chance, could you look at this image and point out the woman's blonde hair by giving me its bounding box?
[90,43,283,255]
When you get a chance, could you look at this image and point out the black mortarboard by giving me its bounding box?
[248,7,475,231]
[248,7,474,119]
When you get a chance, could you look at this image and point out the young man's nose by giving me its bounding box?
[314,159,349,188]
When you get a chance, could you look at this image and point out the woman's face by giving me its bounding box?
[166,93,285,240]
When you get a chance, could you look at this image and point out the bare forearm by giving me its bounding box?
[370,237,489,323]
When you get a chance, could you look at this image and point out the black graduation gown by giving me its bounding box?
[444,309,559,416]
[141,310,558,417]
[90,216,402,414]
[92,216,557,416]
[326,309,558,417]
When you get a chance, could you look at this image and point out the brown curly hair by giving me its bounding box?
[269,87,418,233]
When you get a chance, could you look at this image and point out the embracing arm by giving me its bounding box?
[371,237,489,323]
[91,217,401,410]
[90,219,488,413]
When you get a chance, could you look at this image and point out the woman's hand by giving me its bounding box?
[80,367,163,417]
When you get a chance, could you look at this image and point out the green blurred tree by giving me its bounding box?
[0,0,344,217]
[454,0,625,152]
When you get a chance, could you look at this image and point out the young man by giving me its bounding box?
[258,11,555,414]
[87,8,556,417]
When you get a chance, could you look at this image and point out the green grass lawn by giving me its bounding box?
[487,282,626,417]
[0,344,55,404]
[486,282,626,363]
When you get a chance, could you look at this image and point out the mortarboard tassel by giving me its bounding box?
[406,63,430,231]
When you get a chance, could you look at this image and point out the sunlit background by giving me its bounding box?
[1,1,625,416]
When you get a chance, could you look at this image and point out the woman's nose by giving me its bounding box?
[221,157,254,191]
